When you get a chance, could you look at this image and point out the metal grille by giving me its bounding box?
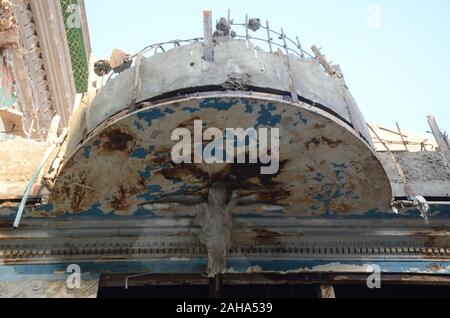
[60,0,88,93]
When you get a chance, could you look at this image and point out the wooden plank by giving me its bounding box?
[396,122,409,151]
[428,116,450,165]
[379,126,409,138]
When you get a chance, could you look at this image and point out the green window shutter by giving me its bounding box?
[60,0,89,93]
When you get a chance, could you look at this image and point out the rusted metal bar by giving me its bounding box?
[296,36,304,58]
[266,21,272,53]
[281,28,299,103]
[428,116,450,165]
[245,14,249,41]
[203,10,214,62]
[281,28,288,53]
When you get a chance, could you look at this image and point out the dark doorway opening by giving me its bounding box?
[97,273,450,298]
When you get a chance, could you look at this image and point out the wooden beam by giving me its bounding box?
[369,125,417,199]
[379,126,409,138]
[396,122,409,151]
[427,116,450,165]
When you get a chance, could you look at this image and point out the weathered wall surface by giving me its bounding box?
[75,39,371,154]
[50,95,392,218]
[377,151,450,197]
[0,139,47,199]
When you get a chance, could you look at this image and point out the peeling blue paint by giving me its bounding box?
[82,202,111,217]
[242,99,255,114]
[134,120,144,131]
[137,185,164,202]
[313,184,335,208]
[83,146,91,159]
[200,98,237,111]
[333,189,345,199]
[34,203,54,212]
[138,165,152,180]
[257,104,282,127]
[137,109,166,127]
[182,106,201,113]
[298,112,308,125]
[2,203,450,220]
[332,163,347,170]
[332,163,347,181]
[312,173,325,183]
[134,208,157,217]
[131,146,155,159]
[1,259,448,281]
[50,203,115,219]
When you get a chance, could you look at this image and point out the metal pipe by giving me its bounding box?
[296,36,304,58]
[245,14,249,41]
[13,143,57,228]
[266,21,272,53]
[281,28,288,54]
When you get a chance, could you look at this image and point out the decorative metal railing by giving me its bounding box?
[229,13,314,59]
[132,11,314,60]
[99,11,321,82]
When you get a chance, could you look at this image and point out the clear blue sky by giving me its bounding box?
[85,0,450,135]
